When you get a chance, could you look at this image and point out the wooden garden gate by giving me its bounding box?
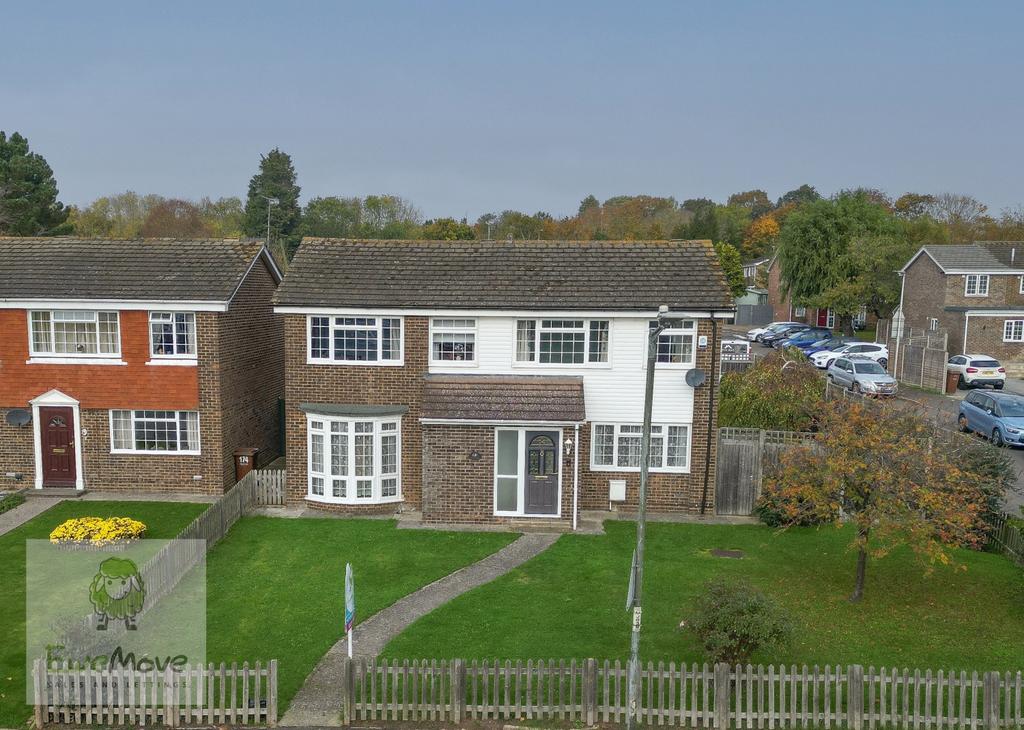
[714,428,816,516]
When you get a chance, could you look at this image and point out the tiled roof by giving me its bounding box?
[422,375,586,422]
[0,237,274,301]
[275,238,735,311]
[921,245,1024,273]
[975,241,1024,268]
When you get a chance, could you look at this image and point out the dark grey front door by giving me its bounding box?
[525,431,559,514]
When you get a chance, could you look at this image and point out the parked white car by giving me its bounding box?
[745,321,801,342]
[810,342,888,370]
[947,354,1006,389]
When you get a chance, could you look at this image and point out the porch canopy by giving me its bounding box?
[421,375,586,423]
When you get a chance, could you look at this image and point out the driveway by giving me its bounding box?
[898,382,1024,517]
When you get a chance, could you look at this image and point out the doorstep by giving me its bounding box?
[398,509,605,535]
[25,488,86,499]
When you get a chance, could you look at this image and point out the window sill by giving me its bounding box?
[510,361,612,369]
[590,465,691,475]
[306,358,405,367]
[306,493,403,506]
[110,449,202,456]
[430,359,479,367]
[146,358,198,367]
[27,357,126,366]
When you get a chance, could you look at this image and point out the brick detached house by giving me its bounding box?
[0,238,284,493]
[765,255,870,329]
[895,243,1024,374]
[274,238,734,526]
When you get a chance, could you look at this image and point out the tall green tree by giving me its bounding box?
[776,191,904,333]
[714,242,747,297]
[421,217,474,240]
[776,184,820,208]
[300,196,361,238]
[727,189,774,219]
[0,131,70,235]
[243,148,301,260]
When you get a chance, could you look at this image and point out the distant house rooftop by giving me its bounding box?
[902,244,1024,275]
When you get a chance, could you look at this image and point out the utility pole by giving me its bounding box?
[263,196,282,268]
[626,304,675,730]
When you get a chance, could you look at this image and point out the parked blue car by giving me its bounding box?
[778,327,833,350]
[958,390,1024,447]
[802,336,857,355]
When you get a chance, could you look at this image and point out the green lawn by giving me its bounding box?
[383,521,1024,671]
[204,517,516,713]
[855,328,878,342]
[0,500,207,728]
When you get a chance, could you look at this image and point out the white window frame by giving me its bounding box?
[825,309,836,329]
[590,423,691,473]
[648,319,697,368]
[793,306,807,318]
[928,317,939,332]
[513,319,611,367]
[1019,276,1024,295]
[429,318,478,365]
[28,310,121,359]
[307,315,404,366]
[965,274,989,297]
[306,414,402,504]
[108,410,201,455]
[493,426,563,518]
[148,311,197,360]
[1003,320,1024,343]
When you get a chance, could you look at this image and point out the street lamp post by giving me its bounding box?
[626,304,677,730]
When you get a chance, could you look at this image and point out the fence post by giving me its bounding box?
[983,671,1000,730]
[267,659,278,727]
[451,659,466,723]
[584,658,598,725]
[714,663,731,730]
[32,657,44,729]
[341,657,354,726]
[164,666,177,728]
[848,664,864,730]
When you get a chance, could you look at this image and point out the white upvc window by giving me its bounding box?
[590,423,690,473]
[514,319,610,365]
[149,311,197,357]
[1019,277,1024,295]
[430,318,477,364]
[928,318,939,331]
[793,306,806,318]
[109,410,200,454]
[1003,320,1024,342]
[308,316,403,365]
[649,319,696,366]
[29,310,120,357]
[965,274,989,296]
[307,416,401,504]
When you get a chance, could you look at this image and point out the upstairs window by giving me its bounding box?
[965,274,989,296]
[431,318,476,363]
[309,316,403,364]
[149,312,196,357]
[514,319,609,365]
[30,310,120,357]
[650,319,696,365]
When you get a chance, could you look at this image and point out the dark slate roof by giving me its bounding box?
[422,375,586,422]
[918,245,1024,274]
[976,241,1024,268]
[0,237,276,301]
[275,239,734,311]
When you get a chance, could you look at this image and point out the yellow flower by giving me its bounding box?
[49,517,147,545]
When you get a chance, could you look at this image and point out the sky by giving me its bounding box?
[2,1,1022,219]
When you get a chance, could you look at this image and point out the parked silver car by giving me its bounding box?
[826,356,898,396]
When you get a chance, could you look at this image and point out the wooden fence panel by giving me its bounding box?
[715,429,816,516]
[33,659,277,727]
[338,660,1022,729]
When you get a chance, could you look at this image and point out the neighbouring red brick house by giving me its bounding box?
[765,255,871,329]
[274,238,734,526]
[895,243,1024,374]
[0,237,284,493]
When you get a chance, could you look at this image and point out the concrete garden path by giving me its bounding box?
[0,495,63,537]
[280,532,559,727]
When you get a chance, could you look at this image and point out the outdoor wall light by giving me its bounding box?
[468,450,482,461]
[563,437,573,456]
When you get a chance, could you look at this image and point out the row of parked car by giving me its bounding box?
[745,322,889,368]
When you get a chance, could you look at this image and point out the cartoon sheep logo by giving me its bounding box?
[89,557,145,631]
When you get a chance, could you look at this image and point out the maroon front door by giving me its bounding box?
[39,406,77,487]
[816,309,829,327]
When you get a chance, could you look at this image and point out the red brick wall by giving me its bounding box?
[0,310,199,409]
[965,317,1024,372]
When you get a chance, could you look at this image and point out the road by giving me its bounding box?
[723,325,1024,516]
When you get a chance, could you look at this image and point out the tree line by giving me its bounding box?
[3,130,1023,303]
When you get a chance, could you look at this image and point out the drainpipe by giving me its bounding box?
[699,315,718,516]
[893,272,906,376]
[572,422,580,531]
[963,312,970,355]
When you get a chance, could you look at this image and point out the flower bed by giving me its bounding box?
[49,517,147,549]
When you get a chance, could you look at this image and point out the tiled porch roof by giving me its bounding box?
[421,375,586,423]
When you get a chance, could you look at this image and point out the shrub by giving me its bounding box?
[49,517,147,546]
[685,578,794,665]
[718,350,824,431]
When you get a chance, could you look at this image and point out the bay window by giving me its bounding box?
[591,423,690,472]
[149,311,196,357]
[307,416,401,503]
[110,410,200,454]
[30,310,120,357]
[514,319,609,365]
[431,318,476,363]
[309,316,403,364]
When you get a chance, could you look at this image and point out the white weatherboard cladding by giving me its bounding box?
[428,316,696,423]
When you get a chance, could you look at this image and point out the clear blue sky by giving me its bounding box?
[2,1,1021,219]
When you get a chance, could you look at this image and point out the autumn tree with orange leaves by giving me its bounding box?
[761,401,989,603]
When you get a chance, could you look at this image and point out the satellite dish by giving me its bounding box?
[5,409,31,427]
[685,369,707,388]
